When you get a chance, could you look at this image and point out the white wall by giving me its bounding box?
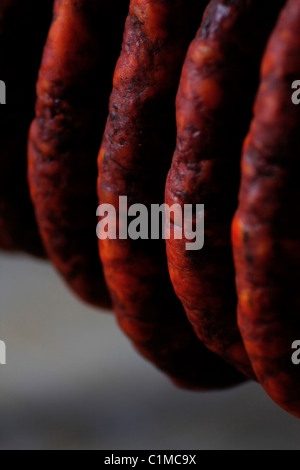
[0,253,299,450]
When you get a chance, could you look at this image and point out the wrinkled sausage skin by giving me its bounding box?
[165,0,286,379]
[232,0,300,418]
[98,0,244,389]
[28,0,129,306]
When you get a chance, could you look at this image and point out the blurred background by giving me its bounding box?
[0,253,299,450]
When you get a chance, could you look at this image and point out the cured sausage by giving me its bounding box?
[232,0,300,417]
[98,0,244,388]
[0,0,53,256]
[28,0,129,306]
[165,0,286,379]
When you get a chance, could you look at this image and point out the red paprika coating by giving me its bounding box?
[232,0,300,417]
[165,0,286,379]
[28,0,129,306]
[0,0,53,256]
[98,0,244,388]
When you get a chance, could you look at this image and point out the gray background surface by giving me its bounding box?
[0,253,299,450]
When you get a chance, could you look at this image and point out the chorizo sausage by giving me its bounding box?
[0,0,53,256]
[232,0,300,417]
[98,0,244,388]
[165,0,286,379]
[28,0,129,306]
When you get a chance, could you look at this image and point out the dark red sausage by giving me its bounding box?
[0,0,53,256]
[28,0,129,306]
[165,0,286,379]
[232,0,300,418]
[98,0,244,388]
